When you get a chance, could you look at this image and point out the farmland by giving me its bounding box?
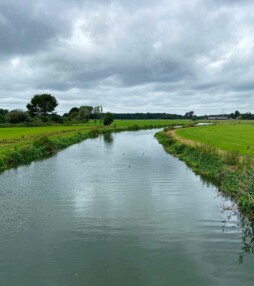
[176,123,254,157]
[0,119,191,170]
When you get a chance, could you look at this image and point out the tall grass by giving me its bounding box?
[155,131,254,219]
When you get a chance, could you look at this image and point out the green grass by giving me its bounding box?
[0,119,190,141]
[176,124,254,156]
[0,125,93,157]
[0,125,91,140]
[155,131,254,219]
[0,119,191,171]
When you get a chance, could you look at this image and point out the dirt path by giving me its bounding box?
[166,129,201,147]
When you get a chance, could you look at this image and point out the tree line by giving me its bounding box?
[0,94,114,126]
[1,94,253,125]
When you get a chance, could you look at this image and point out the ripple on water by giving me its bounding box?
[0,129,254,286]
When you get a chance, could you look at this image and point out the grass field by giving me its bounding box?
[0,119,191,162]
[0,119,190,140]
[176,123,254,156]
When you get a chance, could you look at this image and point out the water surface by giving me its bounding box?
[0,129,254,285]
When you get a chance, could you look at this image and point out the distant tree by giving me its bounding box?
[229,113,235,119]
[78,109,89,122]
[0,109,8,123]
[235,110,241,119]
[185,111,194,119]
[49,113,64,124]
[242,112,254,120]
[69,107,79,115]
[0,114,5,123]
[103,112,114,126]
[80,106,93,115]
[6,110,29,123]
[27,94,58,116]
[93,106,103,124]
[67,107,79,120]
[0,108,9,115]
[78,106,93,122]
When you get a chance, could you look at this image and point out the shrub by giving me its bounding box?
[103,112,114,126]
[6,110,29,123]
[33,136,56,154]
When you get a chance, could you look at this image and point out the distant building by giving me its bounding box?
[208,116,228,120]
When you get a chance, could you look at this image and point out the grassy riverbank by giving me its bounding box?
[0,119,191,172]
[155,130,254,219]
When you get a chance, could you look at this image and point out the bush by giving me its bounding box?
[33,136,56,154]
[49,114,64,124]
[103,112,114,126]
[6,110,29,123]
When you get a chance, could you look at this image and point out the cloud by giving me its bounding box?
[0,0,254,114]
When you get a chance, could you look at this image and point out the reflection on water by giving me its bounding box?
[217,200,254,264]
[0,129,254,285]
[194,167,254,265]
[103,133,114,145]
[238,215,254,264]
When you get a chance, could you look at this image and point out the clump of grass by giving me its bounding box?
[224,150,240,166]
[198,144,218,156]
[88,128,100,137]
[33,136,56,155]
[171,142,186,154]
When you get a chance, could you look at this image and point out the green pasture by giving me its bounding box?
[0,119,190,140]
[0,119,191,157]
[176,123,254,156]
[0,125,90,140]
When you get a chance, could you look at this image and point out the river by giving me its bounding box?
[0,129,254,285]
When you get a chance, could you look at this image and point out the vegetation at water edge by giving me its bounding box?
[155,130,254,219]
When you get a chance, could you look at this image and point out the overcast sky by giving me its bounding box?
[0,0,254,115]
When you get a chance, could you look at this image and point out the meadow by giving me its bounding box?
[0,119,191,170]
[0,119,190,141]
[156,125,254,218]
[176,122,254,157]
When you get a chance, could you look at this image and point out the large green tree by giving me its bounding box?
[27,94,58,116]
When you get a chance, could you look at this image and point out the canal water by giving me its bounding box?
[0,129,254,285]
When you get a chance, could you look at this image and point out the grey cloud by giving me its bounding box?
[0,0,254,114]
